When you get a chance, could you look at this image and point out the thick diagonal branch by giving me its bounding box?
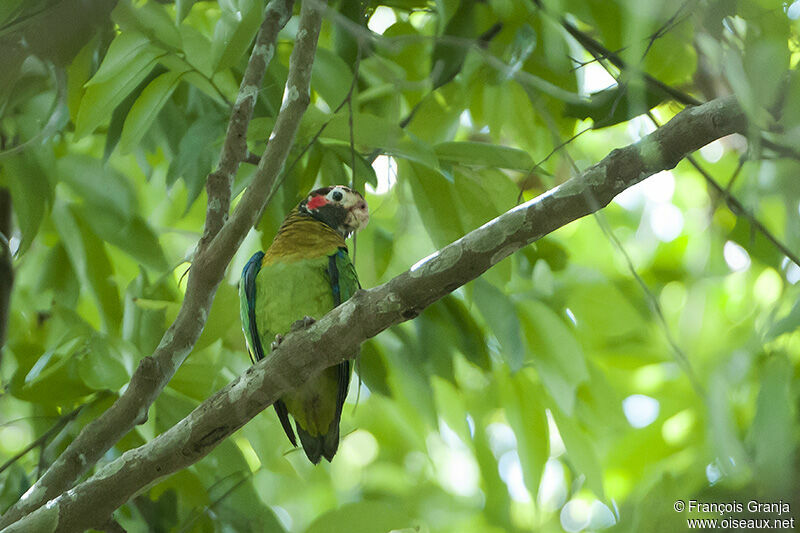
[0,0,314,527]
[1,96,746,533]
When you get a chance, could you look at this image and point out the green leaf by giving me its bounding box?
[66,36,97,125]
[190,430,287,532]
[402,161,464,247]
[0,0,25,27]
[432,377,470,441]
[563,81,667,128]
[171,343,226,401]
[52,203,123,333]
[407,84,464,144]
[728,215,782,267]
[317,113,439,169]
[113,0,182,51]
[431,0,475,89]
[123,269,176,356]
[176,0,199,22]
[178,25,214,78]
[195,281,242,351]
[371,226,395,279]
[441,295,490,370]
[319,140,379,188]
[77,335,131,391]
[453,168,514,233]
[36,244,80,307]
[550,406,605,499]
[386,328,439,429]
[76,204,168,272]
[518,299,588,415]
[87,32,162,86]
[11,337,94,405]
[496,368,548,500]
[166,113,222,210]
[2,152,52,255]
[75,49,162,139]
[359,340,392,396]
[565,282,646,347]
[119,70,185,154]
[155,387,199,431]
[749,355,794,494]
[149,470,208,511]
[766,300,800,341]
[416,305,457,384]
[104,66,166,160]
[473,278,525,371]
[435,141,534,171]
[708,371,749,476]
[57,155,137,220]
[131,489,179,533]
[320,149,348,186]
[304,501,417,533]
[211,0,262,72]
[312,47,353,107]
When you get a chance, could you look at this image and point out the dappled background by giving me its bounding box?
[1,0,799,532]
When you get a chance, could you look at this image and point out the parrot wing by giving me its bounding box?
[318,247,362,461]
[239,250,297,447]
[240,251,265,364]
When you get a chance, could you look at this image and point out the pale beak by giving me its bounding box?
[345,199,369,234]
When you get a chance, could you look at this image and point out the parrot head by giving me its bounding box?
[299,185,369,237]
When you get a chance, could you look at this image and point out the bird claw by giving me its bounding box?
[271,318,315,351]
[290,316,316,332]
[270,334,284,351]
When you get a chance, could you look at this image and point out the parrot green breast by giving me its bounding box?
[255,256,339,436]
[255,256,335,339]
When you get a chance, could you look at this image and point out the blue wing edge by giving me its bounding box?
[241,251,297,447]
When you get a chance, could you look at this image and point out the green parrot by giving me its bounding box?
[239,185,369,464]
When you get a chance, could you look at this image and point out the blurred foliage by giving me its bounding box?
[1,0,800,532]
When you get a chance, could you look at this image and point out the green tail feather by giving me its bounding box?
[296,420,341,464]
[296,425,324,464]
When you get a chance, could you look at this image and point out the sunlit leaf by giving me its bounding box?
[518,299,588,415]
[2,151,52,255]
[211,0,262,72]
[51,203,123,333]
[305,501,417,533]
[435,141,534,171]
[118,69,185,154]
[473,278,525,371]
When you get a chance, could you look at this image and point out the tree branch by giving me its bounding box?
[1,95,747,533]
[0,0,307,526]
[199,0,295,248]
[205,0,324,271]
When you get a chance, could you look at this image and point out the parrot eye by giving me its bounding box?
[331,190,343,201]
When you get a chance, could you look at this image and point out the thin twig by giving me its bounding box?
[640,0,697,62]
[593,210,705,396]
[557,136,705,395]
[687,153,800,267]
[177,471,252,533]
[0,403,85,476]
[646,111,800,268]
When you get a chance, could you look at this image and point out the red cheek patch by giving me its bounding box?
[306,195,328,210]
